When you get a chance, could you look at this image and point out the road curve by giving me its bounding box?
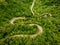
[8,24,43,38]
[9,17,43,38]
[9,17,26,24]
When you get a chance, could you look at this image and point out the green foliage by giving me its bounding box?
[0,0,60,45]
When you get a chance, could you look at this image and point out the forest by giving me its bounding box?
[0,0,60,45]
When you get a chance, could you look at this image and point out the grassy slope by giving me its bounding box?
[0,0,60,45]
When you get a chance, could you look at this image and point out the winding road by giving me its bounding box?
[2,0,43,39]
[8,24,43,38]
[9,0,43,38]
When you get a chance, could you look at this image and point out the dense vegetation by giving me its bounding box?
[0,0,60,45]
